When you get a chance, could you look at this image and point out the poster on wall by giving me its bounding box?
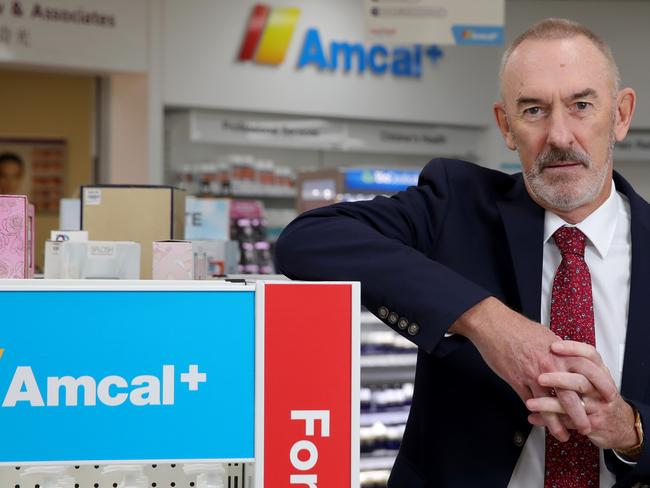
[0,137,65,212]
[364,0,505,45]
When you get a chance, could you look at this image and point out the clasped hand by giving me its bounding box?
[452,298,636,450]
[526,340,637,450]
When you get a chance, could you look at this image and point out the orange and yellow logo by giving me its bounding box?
[238,4,301,65]
[0,348,4,359]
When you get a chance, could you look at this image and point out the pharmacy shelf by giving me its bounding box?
[361,368,416,385]
[360,454,398,471]
[361,354,417,368]
[360,409,410,427]
[209,191,296,200]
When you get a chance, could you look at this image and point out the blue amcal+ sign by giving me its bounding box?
[0,289,255,464]
[297,28,444,78]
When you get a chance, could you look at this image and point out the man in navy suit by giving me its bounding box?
[275,19,648,487]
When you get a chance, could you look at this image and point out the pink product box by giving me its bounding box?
[0,195,35,279]
[152,240,208,280]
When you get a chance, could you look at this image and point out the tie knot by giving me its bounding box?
[553,226,586,257]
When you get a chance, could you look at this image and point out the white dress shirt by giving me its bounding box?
[509,181,632,488]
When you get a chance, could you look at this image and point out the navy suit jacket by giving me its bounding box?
[275,158,650,487]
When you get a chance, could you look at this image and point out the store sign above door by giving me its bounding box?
[237,3,444,78]
[364,0,505,45]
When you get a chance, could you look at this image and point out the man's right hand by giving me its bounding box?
[448,297,591,441]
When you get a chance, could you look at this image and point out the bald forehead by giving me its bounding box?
[500,35,616,99]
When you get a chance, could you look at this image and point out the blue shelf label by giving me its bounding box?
[344,169,419,192]
[0,290,255,463]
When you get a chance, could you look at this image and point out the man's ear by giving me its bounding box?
[493,102,517,150]
[614,88,636,142]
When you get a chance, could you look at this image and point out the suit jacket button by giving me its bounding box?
[398,317,409,330]
[388,312,398,325]
[513,431,525,447]
[378,306,389,319]
[407,323,420,336]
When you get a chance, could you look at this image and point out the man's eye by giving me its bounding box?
[575,101,591,110]
[523,107,542,116]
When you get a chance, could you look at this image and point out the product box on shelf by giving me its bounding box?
[203,240,240,276]
[81,185,185,279]
[0,195,34,279]
[44,240,140,279]
[152,240,208,280]
[185,196,230,240]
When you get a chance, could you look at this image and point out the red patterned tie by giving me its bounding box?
[544,226,599,488]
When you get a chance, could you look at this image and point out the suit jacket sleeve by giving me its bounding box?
[275,159,493,354]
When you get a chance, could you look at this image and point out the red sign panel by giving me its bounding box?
[264,283,352,487]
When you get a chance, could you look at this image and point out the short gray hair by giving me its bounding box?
[500,18,620,96]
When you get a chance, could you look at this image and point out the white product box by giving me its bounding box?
[44,240,140,279]
[44,241,63,279]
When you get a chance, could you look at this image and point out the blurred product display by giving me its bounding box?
[175,155,296,198]
[359,311,416,487]
[179,156,298,275]
[297,167,420,213]
[80,185,186,280]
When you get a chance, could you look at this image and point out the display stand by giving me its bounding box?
[0,279,360,488]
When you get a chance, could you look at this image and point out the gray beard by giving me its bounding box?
[524,157,611,212]
[521,137,615,212]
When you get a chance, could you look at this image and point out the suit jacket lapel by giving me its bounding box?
[496,175,545,322]
[614,172,650,400]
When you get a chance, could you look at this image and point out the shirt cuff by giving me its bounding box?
[612,448,639,466]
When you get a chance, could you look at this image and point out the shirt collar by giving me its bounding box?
[543,180,619,259]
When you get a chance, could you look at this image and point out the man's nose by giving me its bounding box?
[546,108,575,148]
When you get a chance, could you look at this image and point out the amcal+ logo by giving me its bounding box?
[0,350,207,408]
[238,3,443,78]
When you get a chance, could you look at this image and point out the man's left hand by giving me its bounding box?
[525,341,638,450]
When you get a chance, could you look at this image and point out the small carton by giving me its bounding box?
[152,240,208,280]
[0,195,35,279]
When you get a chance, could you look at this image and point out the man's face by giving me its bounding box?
[0,160,24,195]
[497,36,622,214]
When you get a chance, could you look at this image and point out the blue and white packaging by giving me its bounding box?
[185,197,231,241]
